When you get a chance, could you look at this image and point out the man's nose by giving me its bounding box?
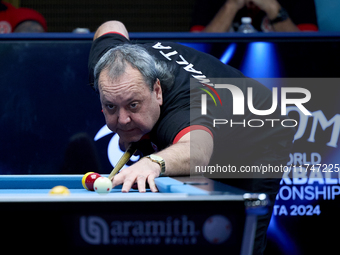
[117,108,131,125]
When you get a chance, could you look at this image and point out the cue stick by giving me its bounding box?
[108,143,137,180]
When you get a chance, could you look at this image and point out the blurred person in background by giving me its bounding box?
[191,0,318,32]
[0,0,47,33]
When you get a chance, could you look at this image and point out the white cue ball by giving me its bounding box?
[93,177,112,194]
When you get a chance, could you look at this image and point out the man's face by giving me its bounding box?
[98,64,163,145]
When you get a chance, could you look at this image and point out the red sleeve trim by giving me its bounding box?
[172,125,213,144]
[190,25,205,32]
[297,23,318,31]
[101,31,128,39]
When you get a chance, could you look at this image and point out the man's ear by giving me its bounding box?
[153,79,163,106]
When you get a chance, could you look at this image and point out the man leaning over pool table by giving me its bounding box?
[87,20,294,255]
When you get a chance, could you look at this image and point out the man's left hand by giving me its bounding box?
[111,157,160,193]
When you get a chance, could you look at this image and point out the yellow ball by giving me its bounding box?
[81,172,94,190]
[49,185,70,195]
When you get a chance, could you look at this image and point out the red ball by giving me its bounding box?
[82,172,101,191]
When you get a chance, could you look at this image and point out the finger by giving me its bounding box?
[121,177,135,193]
[111,172,125,188]
[136,175,147,193]
[147,175,158,193]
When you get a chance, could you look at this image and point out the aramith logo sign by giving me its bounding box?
[79,215,232,246]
